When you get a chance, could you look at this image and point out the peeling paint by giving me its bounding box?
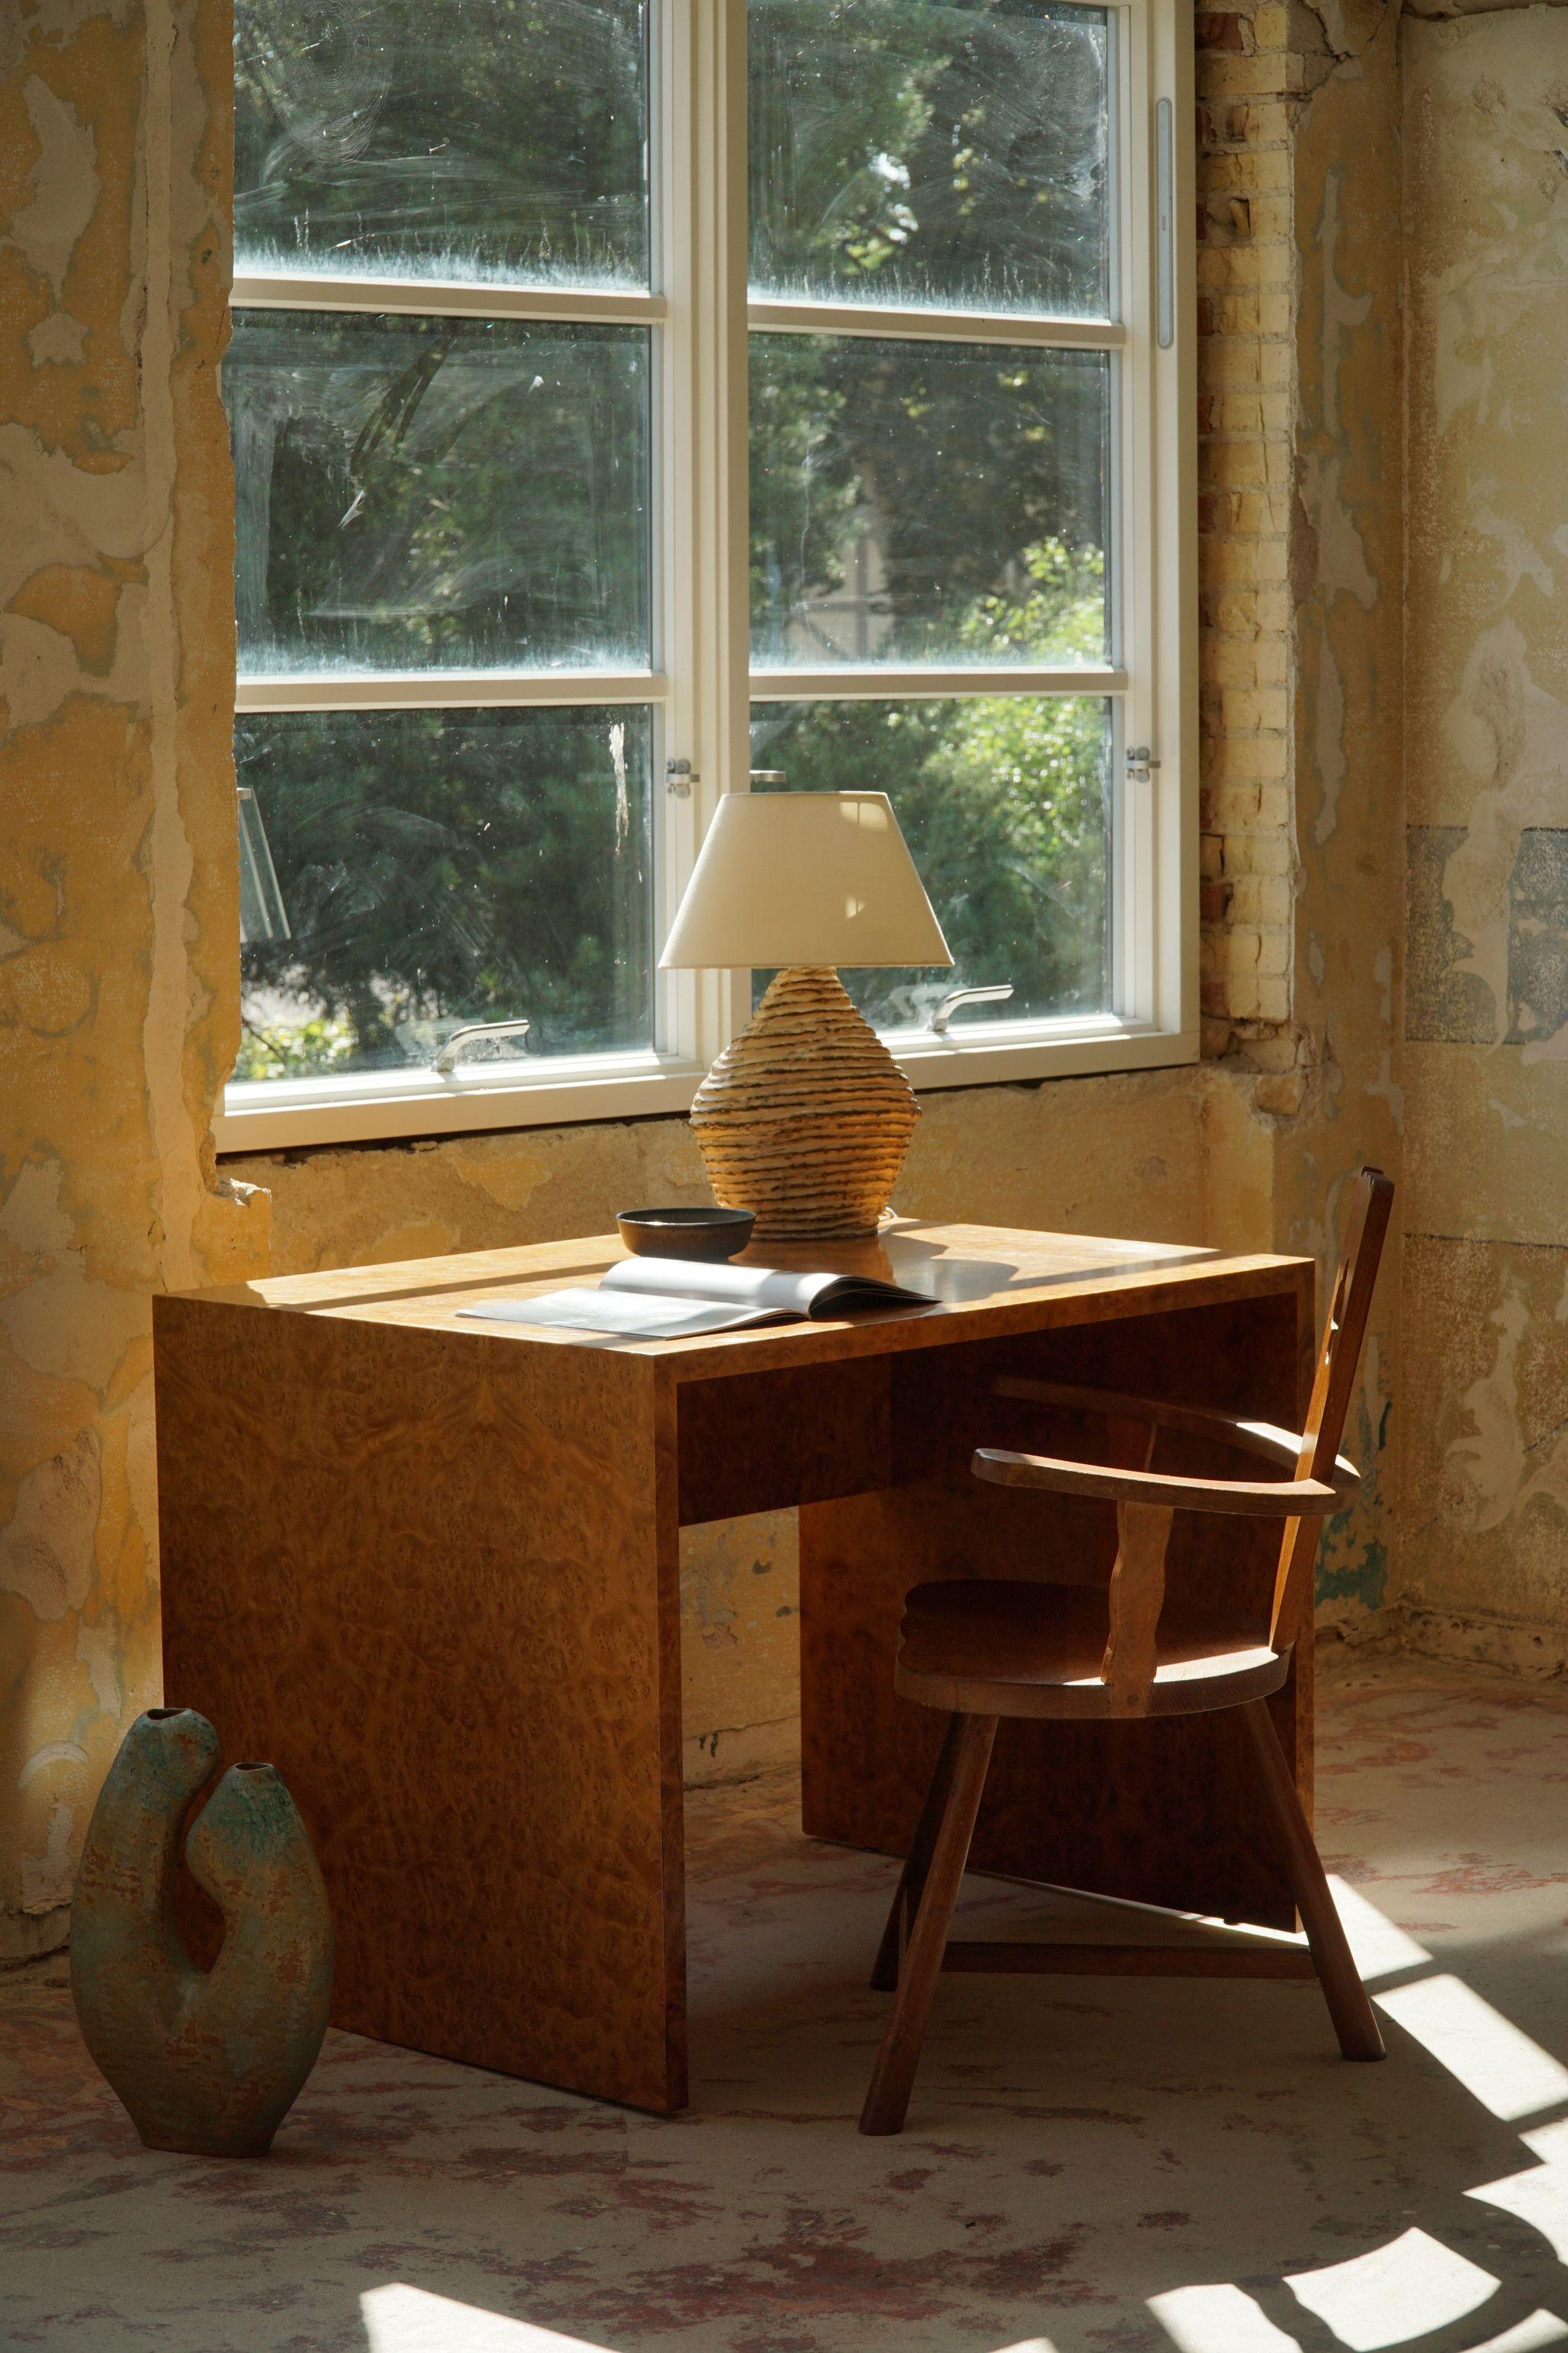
[13,0,1519,1944]
[0,1431,100,1623]
[1401,8,1568,1677]
[1286,0,1404,1632]
[1318,1537,1389,1613]
[8,80,98,299]
[0,0,264,1959]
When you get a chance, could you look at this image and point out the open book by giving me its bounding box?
[458,1254,934,1340]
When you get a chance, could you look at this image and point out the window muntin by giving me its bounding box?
[220,0,1190,1148]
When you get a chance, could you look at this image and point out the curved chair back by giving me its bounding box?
[1268,1167,1393,1650]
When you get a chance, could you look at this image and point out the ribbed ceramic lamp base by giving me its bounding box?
[690,966,920,1240]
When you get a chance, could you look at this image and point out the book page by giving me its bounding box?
[459,1287,798,1338]
[600,1257,929,1316]
[600,1258,844,1315]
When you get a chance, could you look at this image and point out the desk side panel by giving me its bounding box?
[800,1287,1309,1930]
[154,1296,684,2112]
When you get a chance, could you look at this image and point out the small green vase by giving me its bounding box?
[70,1708,334,2157]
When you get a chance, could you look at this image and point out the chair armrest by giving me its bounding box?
[991,1376,1355,1484]
[972,1445,1358,1518]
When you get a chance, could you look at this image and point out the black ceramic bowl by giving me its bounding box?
[616,1206,756,1261]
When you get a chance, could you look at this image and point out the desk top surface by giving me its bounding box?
[171,1221,1312,1381]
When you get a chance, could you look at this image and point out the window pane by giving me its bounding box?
[750,335,1108,668]
[749,0,1109,319]
[749,697,1111,1024]
[227,312,650,675]
[235,0,649,290]
[234,706,653,1079]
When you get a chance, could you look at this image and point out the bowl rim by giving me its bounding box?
[616,1205,756,1228]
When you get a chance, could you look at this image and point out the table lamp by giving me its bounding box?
[660,791,952,1239]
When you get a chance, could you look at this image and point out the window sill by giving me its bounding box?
[214,1052,704,1152]
[214,1021,1198,1155]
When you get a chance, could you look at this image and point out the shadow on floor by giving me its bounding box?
[4,1655,1568,2353]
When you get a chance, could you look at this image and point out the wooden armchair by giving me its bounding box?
[860,1168,1394,2136]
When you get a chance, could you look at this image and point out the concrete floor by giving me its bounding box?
[5,1652,1568,2353]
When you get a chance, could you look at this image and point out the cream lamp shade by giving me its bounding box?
[660,791,953,972]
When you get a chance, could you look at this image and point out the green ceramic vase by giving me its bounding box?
[70,1708,334,2157]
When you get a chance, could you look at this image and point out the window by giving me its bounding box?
[217,0,1194,1151]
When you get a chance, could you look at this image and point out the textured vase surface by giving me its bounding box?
[690,965,920,1239]
[70,1708,334,2157]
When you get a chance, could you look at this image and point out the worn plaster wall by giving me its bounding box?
[2,0,1430,1956]
[0,0,264,1961]
[1282,0,1406,1622]
[1194,0,1406,1629]
[1401,5,1568,1674]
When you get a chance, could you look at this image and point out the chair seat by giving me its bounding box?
[894,1579,1289,1721]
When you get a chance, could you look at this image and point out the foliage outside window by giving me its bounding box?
[223,0,1187,1141]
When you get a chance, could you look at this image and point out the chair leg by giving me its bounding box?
[859,1713,998,2136]
[1240,1698,1385,2062]
[871,1712,965,1992]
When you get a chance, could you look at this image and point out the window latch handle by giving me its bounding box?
[931,983,1014,1035]
[1126,745,1161,783]
[433,1018,531,1076]
[665,757,696,798]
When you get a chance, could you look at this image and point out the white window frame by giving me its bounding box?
[215,0,1195,1155]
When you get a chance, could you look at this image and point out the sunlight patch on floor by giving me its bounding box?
[1462,2316,1568,2353]
[1284,2227,1498,2349]
[1147,2282,1304,2349]
[1326,1874,1432,1980]
[361,2286,612,2353]
[1374,1976,1568,2120]
[1470,2120,1568,2268]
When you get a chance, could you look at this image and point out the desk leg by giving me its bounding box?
[155,1300,686,2112]
[801,1479,1305,1932]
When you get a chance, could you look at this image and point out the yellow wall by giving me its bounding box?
[6,0,1478,1956]
[1401,6,1568,1675]
[1276,0,1406,1624]
[0,0,266,1960]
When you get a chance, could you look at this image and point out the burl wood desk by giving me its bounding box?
[154,1221,1315,2115]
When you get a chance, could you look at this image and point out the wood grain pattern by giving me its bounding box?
[1241,1698,1385,2059]
[154,1221,1317,2112]
[858,1710,998,2135]
[220,1222,1307,1382]
[1102,1502,1173,1711]
[677,1357,892,1526]
[800,1288,1312,1930]
[893,1578,1289,1721]
[155,1295,685,2113]
[1270,1169,1395,1647]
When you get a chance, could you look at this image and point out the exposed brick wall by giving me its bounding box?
[1195,4,1300,1057]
